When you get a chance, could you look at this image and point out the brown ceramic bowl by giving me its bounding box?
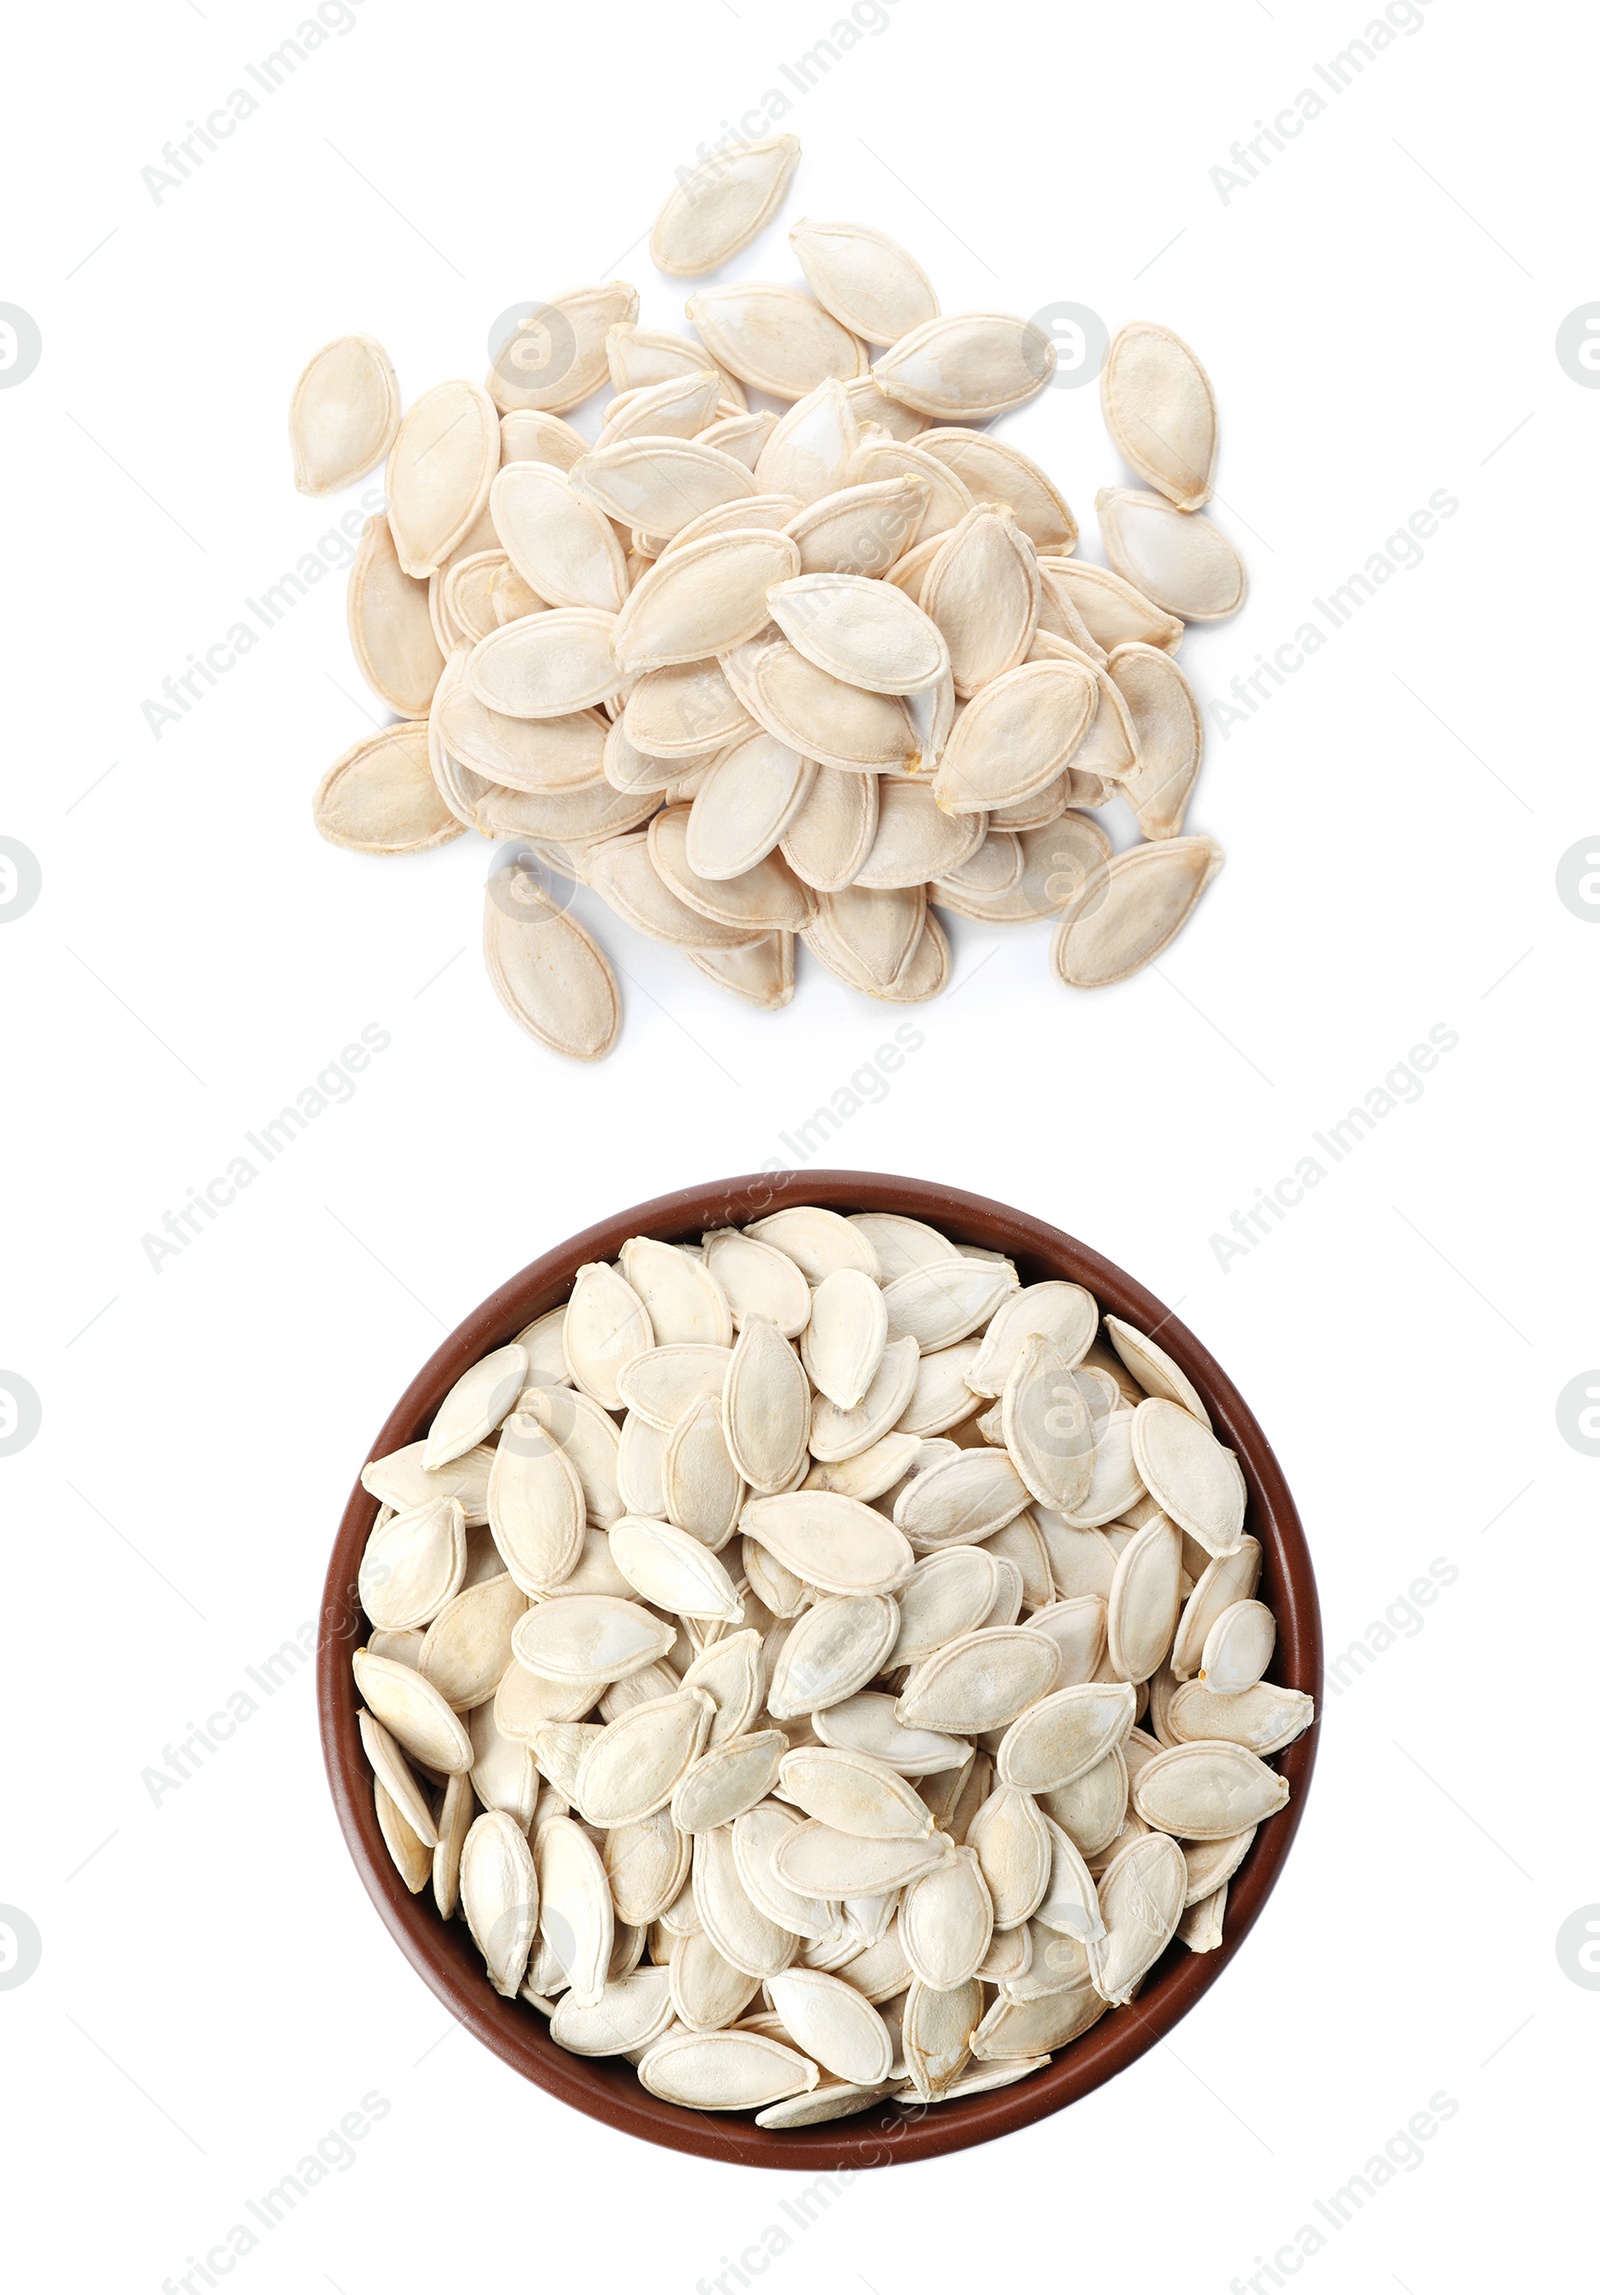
[318,1170,1320,2169]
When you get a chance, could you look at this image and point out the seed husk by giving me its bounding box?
[651,136,804,276]
[1101,321,1218,512]
[1051,837,1225,991]
[489,282,639,415]
[291,333,400,495]
[1096,488,1247,621]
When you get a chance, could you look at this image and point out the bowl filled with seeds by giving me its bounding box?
[318,1172,1320,2167]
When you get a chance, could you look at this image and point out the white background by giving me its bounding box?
[2,0,1592,2287]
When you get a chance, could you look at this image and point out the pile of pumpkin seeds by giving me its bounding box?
[292,138,1245,1060]
[352,1204,1311,2122]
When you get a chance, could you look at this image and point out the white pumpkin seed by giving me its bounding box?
[512,1595,676,1684]
[917,429,1075,551]
[722,1316,812,1491]
[996,1680,1137,1792]
[353,1647,473,1773]
[1130,1396,1246,1557]
[490,282,639,415]
[386,379,499,578]
[1096,488,1247,621]
[1132,1739,1291,1837]
[638,2026,816,2108]
[535,1813,615,2006]
[741,1490,912,1595]
[1106,1515,1185,1682]
[1101,322,1218,512]
[787,216,937,345]
[766,1594,900,1718]
[614,529,800,672]
[768,572,949,697]
[1086,1830,1187,2005]
[897,1626,1061,1734]
[1165,1680,1315,1756]
[291,334,400,495]
[482,863,619,1062]
[489,462,628,612]
[651,136,804,274]
[688,284,866,400]
[876,313,1055,419]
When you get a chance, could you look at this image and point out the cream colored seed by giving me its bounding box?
[352,1200,1307,2123]
[295,142,1242,1058]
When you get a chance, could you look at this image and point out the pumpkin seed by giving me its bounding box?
[1101,321,1218,512]
[1086,1829,1186,2005]
[771,1822,950,1899]
[723,1316,812,1490]
[965,1784,1051,1928]
[918,429,1075,551]
[535,1813,615,2005]
[1165,1680,1315,1756]
[1198,1598,1276,1696]
[779,1746,934,1839]
[1130,1397,1247,1557]
[353,1647,473,1773]
[511,1595,675,1684]
[419,1572,527,1710]
[1172,1538,1263,1678]
[882,1258,1015,1352]
[614,529,800,672]
[934,658,1097,813]
[897,1626,1061,1734]
[1103,1314,1211,1427]
[741,1490,912,1595]
[1106,1515,1185,1682]
[726,635,921,773]
[314,723,463,856]
[460,1809,539,1995]
[490,282,638,415]
[811,1691,970,1776]
[482,863,620,1061]
[386,379,499,578]
[1096,488,1247,621]
[291,334,400,495]
[997,1680,1137,1792]
[902,1974,981,2098]
[347,514,444,716]
[1131,1740,1292,1836]
[766,1593,900,1717]
[640,2026,816,2108]
[489,462,628,612]
[768,572,949,696]
[894,1448,1031,1550]
[576,1690,715,1825]
[876,313,1055,419]
[1052,836,1225,990]
[651,136,804,275]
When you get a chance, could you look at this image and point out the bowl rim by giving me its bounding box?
[317,1168,1321,2170]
